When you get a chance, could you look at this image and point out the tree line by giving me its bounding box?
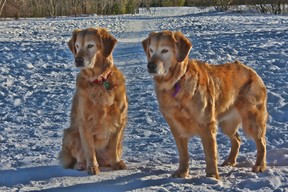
[189,0,288,14]
[0,0,287,19]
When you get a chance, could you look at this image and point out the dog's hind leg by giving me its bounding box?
[237,71,268,172]
[252,133,267,173]
[221,132,241,167]
[59,128,77,169]
[242,104,267,173]
[58,149,76,169]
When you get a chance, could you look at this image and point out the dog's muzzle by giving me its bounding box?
[75,57,84,67]
[147,62,157,74]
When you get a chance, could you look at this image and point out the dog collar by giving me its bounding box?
[172,64,189,97]
[172,81,180,97]
[91,71,115,90]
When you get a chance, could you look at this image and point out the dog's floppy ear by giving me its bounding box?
[68,29,81,56]
[142,32,156,58]
[98,28,117,58]
[174,31,192,62]
[142,36,150,58]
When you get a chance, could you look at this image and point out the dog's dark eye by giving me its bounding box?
[87,44,94,48]
[149,48,153,53]
[161,49,168,54]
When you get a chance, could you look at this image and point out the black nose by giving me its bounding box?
[147,62,157,73]
[75,57,84,67]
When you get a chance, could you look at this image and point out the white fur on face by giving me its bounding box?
[148,44,174,76]
[75,39,98,69]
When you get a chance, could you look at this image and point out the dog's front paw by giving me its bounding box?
[252,164,267,173]
[172,168,189,178]
[221,159,236,167]
[206,172,220,180]
[87,166,100,175]
[112,160,127,170]
[73,162,86,171]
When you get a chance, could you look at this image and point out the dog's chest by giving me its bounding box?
[88,85,115,105]
[88,104,120,145]
[85,87,120,138]
[157,91,200,137]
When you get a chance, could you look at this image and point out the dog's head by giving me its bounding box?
[142,30,192,76]
[68,28,117,69]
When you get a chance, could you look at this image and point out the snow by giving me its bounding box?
[0,7,288,191]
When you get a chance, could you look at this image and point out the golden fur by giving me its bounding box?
[142,30,268,179]
[59,28,128,175]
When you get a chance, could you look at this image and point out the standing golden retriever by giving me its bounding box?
[59,28,128,175]
[142,30,267,179]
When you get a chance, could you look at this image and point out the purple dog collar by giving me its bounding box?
[172,81,180,97]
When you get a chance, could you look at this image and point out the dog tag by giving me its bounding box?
[103,81,111,90]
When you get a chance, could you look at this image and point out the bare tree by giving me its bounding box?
[142,0,152,14]
[48,0,57,17]
[250,0,287,14]
[270,0,286,14]
[2,0,27,19]
[94,0,109,15]
[213,0,232,11]
[0,0,7,16]
[71,0,79,17]
[81,0,88,14]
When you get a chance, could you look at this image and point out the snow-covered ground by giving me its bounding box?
[0,7,288,191]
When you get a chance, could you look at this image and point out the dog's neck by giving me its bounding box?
[91,53,114,76]
[153,59,188,91]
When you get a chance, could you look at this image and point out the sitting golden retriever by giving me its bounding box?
[59,28,128,175]
[142,30,267,179]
